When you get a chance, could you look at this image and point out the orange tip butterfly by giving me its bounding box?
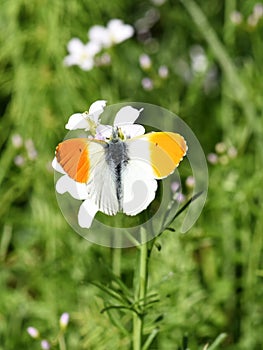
[55,127,187,220]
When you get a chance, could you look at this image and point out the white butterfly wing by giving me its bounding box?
[122,159,157,216]
[56,138,119,216]
[86,154,119,216]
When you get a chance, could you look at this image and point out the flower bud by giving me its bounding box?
[27,326,40,339]
[59,312,70,330]
[41,340,50,350]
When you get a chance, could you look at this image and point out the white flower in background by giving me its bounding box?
[59,312,70,330]
[247,14,258,27]
[171,181,180,193]
[53,102,144,228]
[227,146,237,159]
[253,3,263,19]
[230,11,243,24]
[65,100,107,133]
[158,65,169,79]
[25,139,38,160]
[64,38,101,71]
[246,3,263,27]
[141,77,154,90]
[14,155,25,167]
[27,327,40,339]
[95,53,111,66]
[215,142,227,154]
[88,19,134,48]
[185,175,195,188]
[170,181,185,203]
[207,153,218,164]
[11,134,23,148]
[190,45,208,74]
[40,340,50,350]
[139,54,152,70]
[151,0,167,6]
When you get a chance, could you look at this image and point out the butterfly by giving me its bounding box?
[55,126,187,220]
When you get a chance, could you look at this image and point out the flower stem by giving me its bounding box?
[58,332,66,350]
[133,227,148,350]
[112,247,121,277]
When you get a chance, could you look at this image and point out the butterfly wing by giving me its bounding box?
[121,132,187,216]
[121,159,158,216]
[55,138,119,216]
[126,132,187,179]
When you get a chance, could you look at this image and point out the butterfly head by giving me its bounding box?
[110,126,125,142]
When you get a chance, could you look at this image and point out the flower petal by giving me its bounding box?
[95,124,112,140]
[56,175,88,200]
[65,113,89,130]
[119,124,145,138]
[85,41,101,56]
[108,19,134,44]
[88,25,111,48]
[79,58,94,71]
[78,199,99,228]
[52,157,66,174]
[63,55,79,67]
[122,160,157,215]
[89,100,107,122]
[67,38,85,54]
[114,106,144,125]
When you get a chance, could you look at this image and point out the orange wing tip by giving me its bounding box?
[55,139,90,183]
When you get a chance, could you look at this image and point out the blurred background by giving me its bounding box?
[0,0,262,349]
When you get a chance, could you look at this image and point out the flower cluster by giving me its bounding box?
[11,134,38,167]
[139,53,169,91]
[27,313,70,349]
[52,101,144,229]
[207,141,237,166]
[64,19,134,71]
[170,175,195,205]
[230,3,263,28]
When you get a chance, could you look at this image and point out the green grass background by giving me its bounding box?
[0,0,262,349]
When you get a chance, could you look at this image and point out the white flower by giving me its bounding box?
[139,54,152,70]
[11,134,23,148]
[27,327,39,339]
[230,11,243,25]
[253,3,263,20]
[190,45,208,74]
[25,139,38,160]
[14,155,25,167]
[64,38,101,71]
[151,0,166,5]
[88,19,134,48]
[59,312,70,330]
[158,65,169,79]
[65,100,107,132]
[41,340,50,350]
[207,153,218,164]
[53,104,144,228]
[185,175,195,188]
[96,106,145,140]
[141,77,154,91]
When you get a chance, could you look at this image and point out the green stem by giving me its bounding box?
[142,328,159,350]
[58,332,66,350]
[0,224,12,262]
[207,333,227,350]
[133,228,148,350]
[112,247,121,277]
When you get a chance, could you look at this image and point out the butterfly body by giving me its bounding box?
[104,131,129,210]
[55,128,187,218]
